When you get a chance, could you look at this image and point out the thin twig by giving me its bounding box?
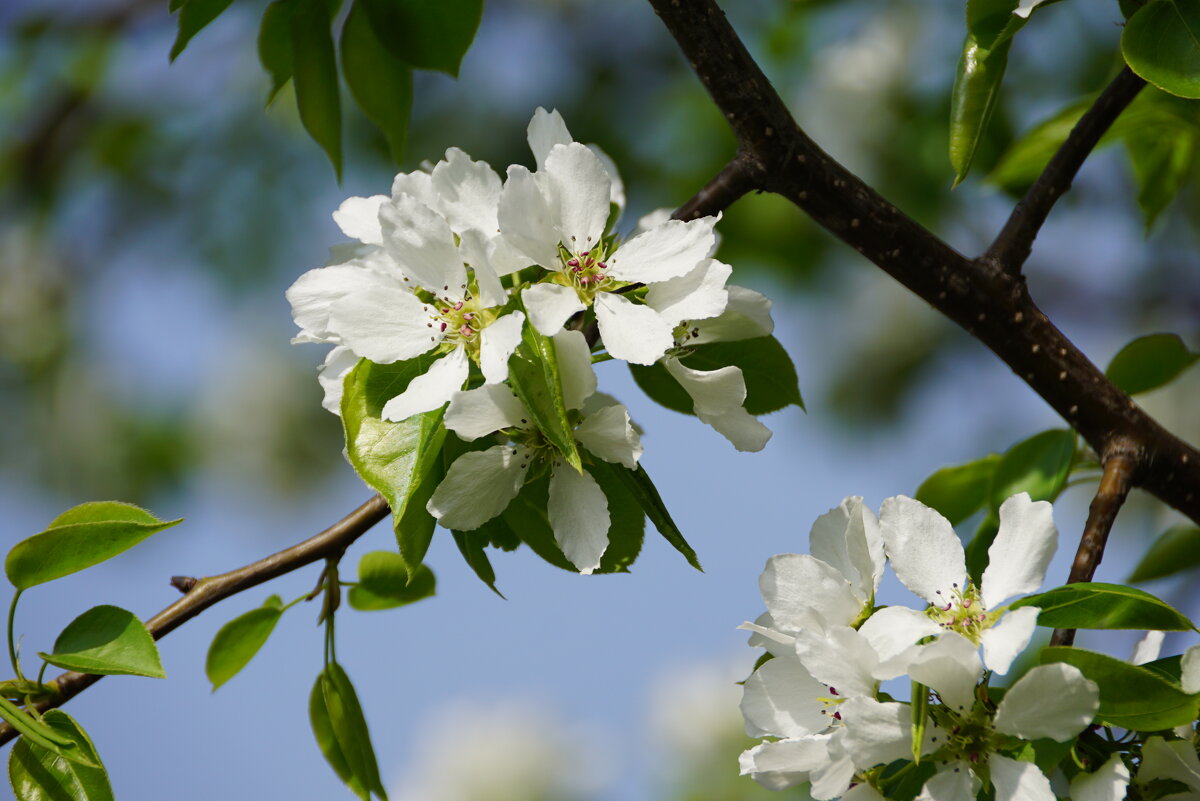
[1051,441,1140,647]
[673,154,759,221]
[0,494,389,745]
[985,67,1146,273]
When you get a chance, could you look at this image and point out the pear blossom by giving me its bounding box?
[1135,736,1200,801]
[1070,755,1130,801]
[287,148,530,422]
[879,492,1058,674]
[498,115,722,366]
[426,330,641,574]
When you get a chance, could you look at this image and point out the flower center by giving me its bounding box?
[926,582,998,643]
[431,291,498,359]
[817,685,845,724]
[557,242,619,301]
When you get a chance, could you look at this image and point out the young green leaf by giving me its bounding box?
[347,551,436,611]
[1125,126,1196,230]
[206,595,285,690]
[682,337,804,414]
[965,0,1029,50]
[915,453,1000,526]
[290,0,342,179]
[341,1,414,165]
[6,502,182,590]
[451,530,504,598]
[40,605,165,678]
[1122,0,1200,100]
[322,663,388,800]
[1040,646,1200,730]
[169,0,238,61]
[1129,525,1200,582]
[988,428,1075,509]
[1105,333,1199,396]
[257,0,296,103]
[359,0,483,76]
[628,361,693,415]
[593,462,700,571]
[949,34,1012,185]
[506,319,583,473]
[342,356,448,570]
[1011,582,1196,631]
[8,710,113,801]
[0,697,81,758]
[310,672,369,801]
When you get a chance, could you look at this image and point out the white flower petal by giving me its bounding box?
[644,258,731,328]
[287,263,394,342]
[991,754,1055,801]
[430,147,501,236]
[879,495,967,606]
[548,461,609,574]
[838,698,913,770]
[333,194,387,245]
[857,606,942,671]
[1013,0,1049,18]
[379,193,467,298]
[794,627,878,698]
[760,554,864,633]
[696,404,772,452]
[981,492,1058,610]
[380,348,469,421]
[427,444,532,530]
[1139,736,1200,789]
[741,655,830,738]
[588,144,626,214]
[809,496,886,605]
[1131,630,1167,665]
[456,228,507,307]
[1183,644,1200,694]
[551,329,597,410]
[327,285,439,363]
[574,404,642,468]
[906,632,983,713]
[810,740,856,801]
[917,765,981,801]
[607,215,718,283]
[691,284,775,344]
[498,165,560,269]
[543,143,611,251]
[594,292,674,365]
[444,383,527,441]
[635,208,672,234]
[980,605,1039,675]
[523,283,586,336]
[739,614,796,658]
[1070,755,1131,801]
[390,169,435,207]
[317,346,359,415]
[739,736,831,791]
[663,357,746,415]
[994,662,1099,742]
[527,107,572,171]
[842,783,887,801]
[479,311,526,384]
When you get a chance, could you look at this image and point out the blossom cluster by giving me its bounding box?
[738,493,1135,801]
[287,109,782,574]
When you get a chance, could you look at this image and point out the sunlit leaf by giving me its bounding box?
[1122,0,1200,99]
[206,595,285,690]
[915,454,1000,526]
[1012,582,1196,631]
[40,605,165,678]
[1105,333,1199,395]
[8,711,112,801]
[347,551,436,610]
[507,319,583,473]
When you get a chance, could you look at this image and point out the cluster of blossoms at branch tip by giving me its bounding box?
[286,108,778,573]
[738,492,1200,801]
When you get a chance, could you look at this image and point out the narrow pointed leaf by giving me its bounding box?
[257,0,296,103]
[359,0,482,76]
[0,697,79,756]
[40,605,164,678]
[169,0,237,61]
[341,1,413,165]
[1105,333,1199,396]
[594,461,700,571]
[451,530,504,598]
[348,551,436,610]
[950,35,1012,185]
[290,0,342,179]
[1122,0,1200,99]
[1041,646,1200,730]
[1129,525,1200,582]
[911,681,928,763]
[507,318,583,473]
[8,710,113,801]
[310,672,369,801]
[915,453,1000,526]
[1011,582,1196,631]
[206,595,285,690]
[6,502,182,590]
[322,663,388,800]
[342,356,448,570]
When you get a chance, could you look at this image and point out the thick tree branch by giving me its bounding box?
[0,494,389,745]
[1051,443,1140,647]
[647,0,1200,525]
[985,67,1146,273]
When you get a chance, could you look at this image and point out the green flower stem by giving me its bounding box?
[7,590,25,684]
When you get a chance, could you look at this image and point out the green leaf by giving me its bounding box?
[320,663,388,800]
[257,0,296,103]
[1122,0,1200,100]
[348,551,436,610]
[6,502,182,590]
[506,319,583,473]
[39,605,164,678]
[205,595,285,690]
[1040,646,1200,730]
[1011,582,1196,631]
[341,1,414,165]
[1105,333,1199,396]
[594,462,700,571]
[8,711,113,801]
[629,361,693,415]
[451,530,503,598]
[988,99,1092,190]
[169,0,238,61]
[988,428,1075,508]
[965,511,1000,583]
[911,682,928,763]
[965,0,1028,51]
[290,0,342,179]
[1129,525,1200,582]
[359,0,483,76]
[950,34,1012,185]
[342,356,448,570]
[0,697,81,758]
[915,454,1000,526]
[1125,125,1196,229]
[310,671,367,801]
